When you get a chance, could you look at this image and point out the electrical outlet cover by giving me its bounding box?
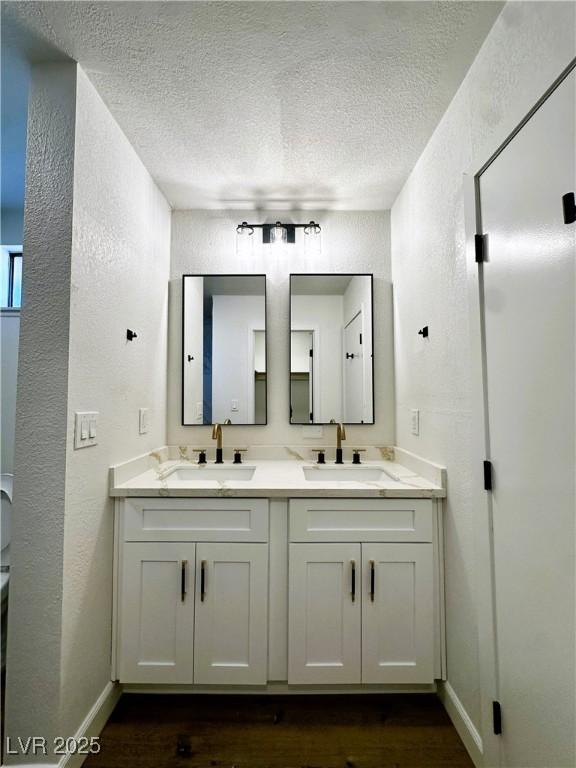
[139,408,149,435]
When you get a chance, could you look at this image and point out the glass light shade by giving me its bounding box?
[270,222,287,245]
[304,221,322,257]
[236,222,254,257]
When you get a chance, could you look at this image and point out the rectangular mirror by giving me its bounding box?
[290,274,374,424]
[182,275,267,425]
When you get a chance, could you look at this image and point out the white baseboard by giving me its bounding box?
[58,681,121,768]
[438,681,483,768]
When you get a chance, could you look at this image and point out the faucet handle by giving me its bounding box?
[311,448,326,464]
[193,448,208,464]
[232,448,247,465]
[351,448,366,465]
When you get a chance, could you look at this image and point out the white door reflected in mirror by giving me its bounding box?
[290,274,374,425]
[290,330,314,423]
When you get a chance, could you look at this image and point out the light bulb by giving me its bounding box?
[270,221,287,245]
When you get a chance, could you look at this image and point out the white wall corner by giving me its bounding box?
[438,681,483,768]
[58,682,121,768]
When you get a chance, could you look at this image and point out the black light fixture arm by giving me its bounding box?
[236,220,321,231]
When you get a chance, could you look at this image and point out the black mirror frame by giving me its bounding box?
[288,273,375,426]
[181,273,268,426]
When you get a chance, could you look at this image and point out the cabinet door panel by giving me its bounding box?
[362,543,434,683]
[289,543,361,684]
[194,543,268,685]
[119,543,195,683]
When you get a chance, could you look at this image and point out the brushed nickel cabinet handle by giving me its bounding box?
[351,560,356,602]
[200,560,207,602]
[370,560,375,602]
[181,560,188,602]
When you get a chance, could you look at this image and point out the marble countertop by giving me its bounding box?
[109,446,446,499]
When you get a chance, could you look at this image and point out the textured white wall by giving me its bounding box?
[5,64,171,761]
[391,0,576,734]
[169,210,393,447]
[5,62,77,761]
[60,67,171,739]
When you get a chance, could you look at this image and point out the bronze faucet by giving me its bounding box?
[212,419,232,463]
[330,420,347,464]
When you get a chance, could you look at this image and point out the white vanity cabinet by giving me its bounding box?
[113,494,444,690]
[288,499,439,685]
[114,499,269,686]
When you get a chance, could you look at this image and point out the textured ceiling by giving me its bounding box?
[2,1,503,211]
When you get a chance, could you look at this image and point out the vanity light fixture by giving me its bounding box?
[235,220,322,252]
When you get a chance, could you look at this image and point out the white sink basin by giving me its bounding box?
[302,466,389,482]
[166,465,256,482]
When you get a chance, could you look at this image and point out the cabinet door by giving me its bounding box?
[119,543,195,683]
[194,543,268,685]
[362,543,434,683]
[289,543,361,684]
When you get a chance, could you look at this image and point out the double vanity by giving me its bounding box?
[110,446,446,692]
[109,271,446,693]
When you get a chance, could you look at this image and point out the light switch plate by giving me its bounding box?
[411,409,420,436]
[139,408,149,435]
[74,411,98,449]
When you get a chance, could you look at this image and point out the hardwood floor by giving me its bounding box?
[84,693,474,768]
